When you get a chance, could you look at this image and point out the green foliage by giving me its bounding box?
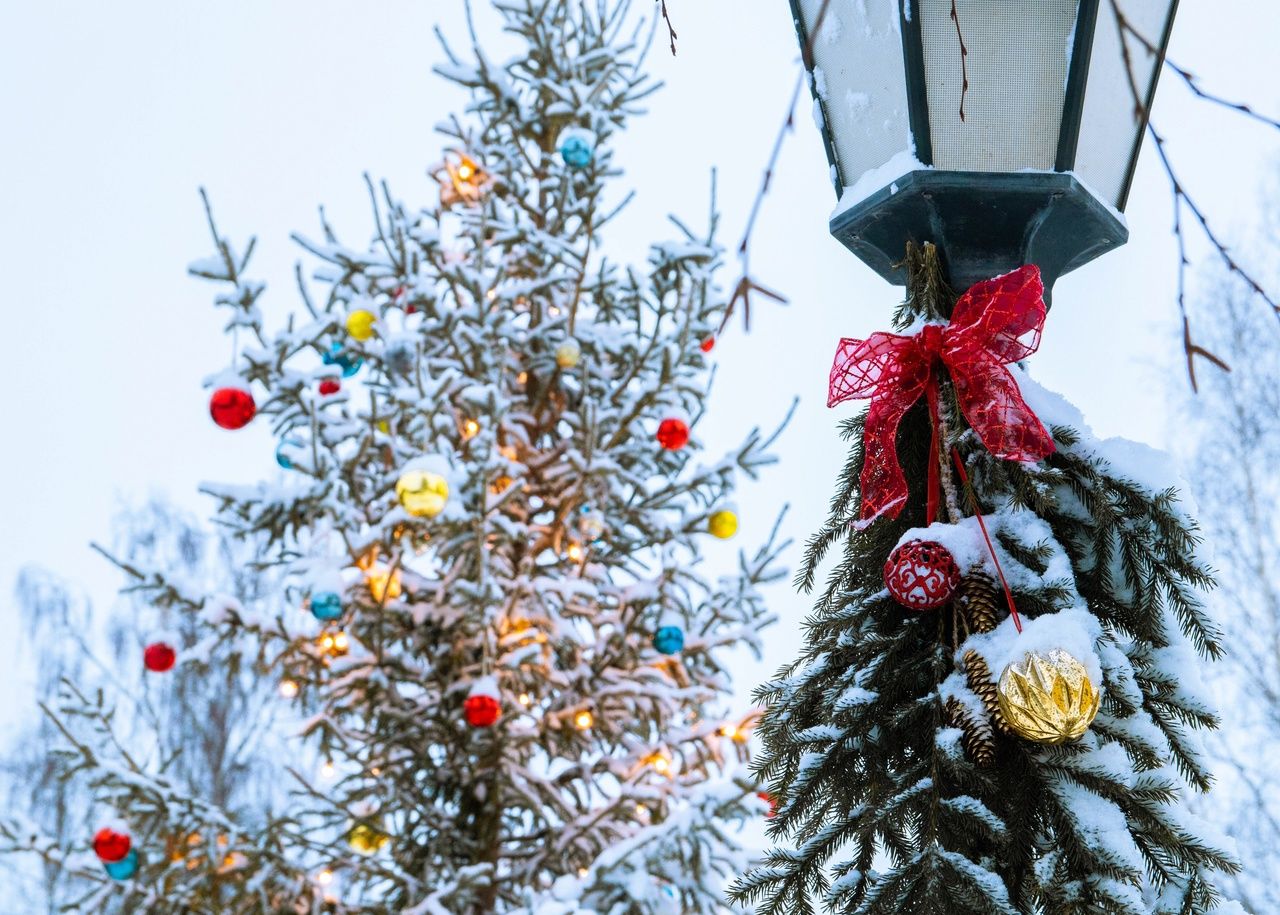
[732,245,1237,915]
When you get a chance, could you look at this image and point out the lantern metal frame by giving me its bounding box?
[790,0,1178,292]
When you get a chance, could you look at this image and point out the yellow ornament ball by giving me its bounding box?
[997,649,1100,744]
[708,509,739,540]
[396,469,449,518]
[345,309,377,342]
[347,823,390,856]
[555,339,581,369]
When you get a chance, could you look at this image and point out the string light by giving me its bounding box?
[517,372,528,385]
[320,760,336,780]
[279,679,300,698]
[646,752,672,775]
[462,418,481,440]
[566,542,585,563]
[319,631,349,658]
[366,564,402,602]
[574,710,594,730]
[486,289,498,302]
[718,724,739,740]
[317,868,334,886]
[518,692,533,707]
[548,305,562,317]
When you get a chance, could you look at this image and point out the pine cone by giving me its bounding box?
[945,696,995,767]
[963,649,1012,735]
[958,573,1002,634]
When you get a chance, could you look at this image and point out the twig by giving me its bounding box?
[656,0,676,55]
[1107,0,1276,391]
[949,0,969,122]
[727,0,835,335]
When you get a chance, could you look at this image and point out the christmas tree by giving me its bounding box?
[7,1,790,911]
[731,244,1240,915]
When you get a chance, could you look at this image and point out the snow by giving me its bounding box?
[965,606,1104,692]
[1016,366,1190,499]
[833,147,928,216]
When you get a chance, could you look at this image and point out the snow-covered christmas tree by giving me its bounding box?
[6,1,790,911]
[731,244,1241,915]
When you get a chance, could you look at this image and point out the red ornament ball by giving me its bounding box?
[143,642,176,673]
[464,693,501,728]
[700,337,715,353]
[209,386,255,430]
[93,827,131,863]
[884,540,961,610]
[757,791,778,819]
[318,378,341,396]
[656,417,690,451]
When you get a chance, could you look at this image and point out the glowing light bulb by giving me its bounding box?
[548,305,561,317]
[574,710,594,730]
[578,867,588,878]
[457,163,474,181]
[462,418,481,440]
[566,542,585,563]
[279,679,299,698]
[486,289,497,302]
[719,724,739,740]
[517,372,528,385]
[650,754,670,774]
[317,868,334,886]
[320,761,336,780]
[518,693,532,707]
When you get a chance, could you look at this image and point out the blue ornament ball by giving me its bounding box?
[323,342,363,378]
[310,591,343,621]
[652,625,684,655]
[104,848,139,881]
[559,133,594,170]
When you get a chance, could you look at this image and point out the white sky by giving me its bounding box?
[1,0,1277,720]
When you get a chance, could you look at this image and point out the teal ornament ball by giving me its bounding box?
[104,848,139,880]
[323,342,363,378]
[652,625,684,655]
[311,591,343,622]
[276,438,305,470]
[559,133,594,170]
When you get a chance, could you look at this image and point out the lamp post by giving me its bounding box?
[790,0,1178,292]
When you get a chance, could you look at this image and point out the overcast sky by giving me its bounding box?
[1,0,1277,719]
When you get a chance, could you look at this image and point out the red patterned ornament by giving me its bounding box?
[143,642,176,673]
[656,417,690,451]
[318,378,341,396]
[884,540,961,610]
[464,693,501,728]
[93,827,131,863]
[209,386,256,430]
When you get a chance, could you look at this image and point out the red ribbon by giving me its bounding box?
[829,265,1056,525]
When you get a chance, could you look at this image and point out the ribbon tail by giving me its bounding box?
[925,382,942,527]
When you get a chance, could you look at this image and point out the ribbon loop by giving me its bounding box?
[829,265,1056,524]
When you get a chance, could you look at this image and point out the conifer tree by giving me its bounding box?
[3,1,788,912]
[732,244,1240,915]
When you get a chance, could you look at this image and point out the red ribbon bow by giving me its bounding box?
[828,265,1056,525]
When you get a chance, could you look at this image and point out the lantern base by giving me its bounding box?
[828,170,1127,296]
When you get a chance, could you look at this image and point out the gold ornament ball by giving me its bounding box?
[396,470,449,518]
[346,309,377,341]
[347,824,390,855]
[555,340,581,369]
[707,510,738,540]
[997,649,1100,744]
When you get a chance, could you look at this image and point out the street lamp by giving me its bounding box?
[790,0,1178,291]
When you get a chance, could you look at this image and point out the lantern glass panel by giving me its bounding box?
[1073,0,1174,207]
[919,0,1078,173]
[798,0,911,192]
